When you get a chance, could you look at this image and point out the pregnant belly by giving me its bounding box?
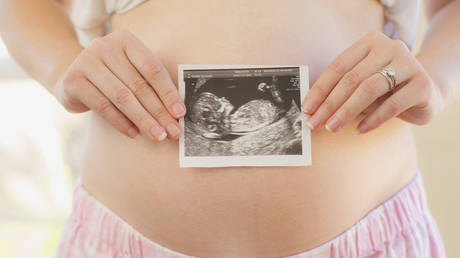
[80,1,419,257]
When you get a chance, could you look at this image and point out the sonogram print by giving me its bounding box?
[182,67,304,157]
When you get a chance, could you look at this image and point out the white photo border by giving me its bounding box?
[178,64,311,168]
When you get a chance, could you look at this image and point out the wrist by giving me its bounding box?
[47,44,83,96]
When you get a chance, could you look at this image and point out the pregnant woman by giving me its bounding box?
[1,0,458,257]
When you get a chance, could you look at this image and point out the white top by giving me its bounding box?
[70,0,420,49]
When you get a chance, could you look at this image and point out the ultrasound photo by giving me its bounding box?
[178,65,311,167]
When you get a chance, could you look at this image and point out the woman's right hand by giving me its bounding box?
[53,30,186,141]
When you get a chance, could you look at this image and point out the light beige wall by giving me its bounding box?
[413,4,460,257]
[415,99,460,258]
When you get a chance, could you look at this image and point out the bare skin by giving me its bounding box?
[1,0,459,257]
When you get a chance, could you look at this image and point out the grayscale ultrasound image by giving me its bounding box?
[183,67,303,157]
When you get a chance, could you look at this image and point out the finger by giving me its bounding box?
[85,59,167,141]
[323,73,390,132]
[361,93,390,115]
[122,32,186,119]
[325,58,416,132]
[75,78,139,138]
[301,32,386,115]
[356,80,422,134]
[306,49,392,130]
[100,45,182,139]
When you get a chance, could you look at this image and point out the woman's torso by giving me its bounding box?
[80,1,419,257]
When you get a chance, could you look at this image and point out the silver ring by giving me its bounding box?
[377,67,396,92]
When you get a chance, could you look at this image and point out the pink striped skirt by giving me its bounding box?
[55,171,445,257]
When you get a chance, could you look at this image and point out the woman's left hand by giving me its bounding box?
[301,31,445,134]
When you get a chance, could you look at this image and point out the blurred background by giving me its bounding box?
[0,41,87,257]
[0,2,459,258]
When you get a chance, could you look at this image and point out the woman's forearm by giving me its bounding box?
[1,0,186,140]
[0,0,82,93]
[416,0,460,107]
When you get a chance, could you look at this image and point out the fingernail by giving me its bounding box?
[306,120,315,130]
[325,116,340,132]
[127,127,139,138]
[306,114,320,130]
[150,126,166,141]
[158,132,167,141]
[302,102,313,114]
[166,123,181,137]
[357,123,369,134]
[172,103,186,117]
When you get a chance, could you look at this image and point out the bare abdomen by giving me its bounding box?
[79,1,419,257]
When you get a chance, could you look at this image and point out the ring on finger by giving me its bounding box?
[377,67,397,92]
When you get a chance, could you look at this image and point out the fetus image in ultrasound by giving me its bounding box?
[183,68,303,157]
